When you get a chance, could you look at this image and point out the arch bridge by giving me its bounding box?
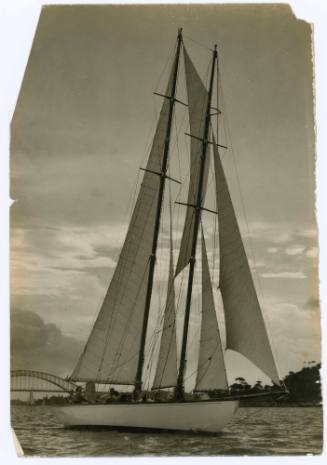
[11,370,77,393]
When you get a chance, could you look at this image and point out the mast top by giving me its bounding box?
[178,27,183,36]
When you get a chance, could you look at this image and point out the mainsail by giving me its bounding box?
[213,137,280,385]
[195,230,229,391]
[175,47,210,276]
[152,206,177,389]
[71,65,176,384]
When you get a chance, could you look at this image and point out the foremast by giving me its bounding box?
[176,45,218,401]
[134,28,183,397]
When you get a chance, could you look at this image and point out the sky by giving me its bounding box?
[10,3,319,387]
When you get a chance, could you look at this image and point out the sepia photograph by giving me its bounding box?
[6,1,323,458]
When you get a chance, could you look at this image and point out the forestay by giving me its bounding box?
[175,46,210,276]
[213,137,280,385]
[195,230,229,391]
[71,66,176,384]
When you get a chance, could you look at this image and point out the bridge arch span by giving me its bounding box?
[11,370,77,393]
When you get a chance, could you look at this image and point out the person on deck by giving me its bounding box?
[72,386,86,404]
[106,388,120,402]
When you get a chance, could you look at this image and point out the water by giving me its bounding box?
[11,406,323,456]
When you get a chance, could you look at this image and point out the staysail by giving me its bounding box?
[71,65,176,384]
[152,205,177,389]
[213,137,280,385]
[175,46,210,276]
[195,230,229,391]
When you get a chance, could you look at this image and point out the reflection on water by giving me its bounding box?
[11,406,322,456]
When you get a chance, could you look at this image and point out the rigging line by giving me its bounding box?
[144,311,165,374]
[144,194,171,374]
[210,57,219,281]
[171,97,188,159]
[147,317,163,363]
[155,191,177,389]
[155,200,165,308]
[178,285,202,382]
[124,169,142,227]
[143,345,155,390]
[183,363,200,384]
[175,262,186,315]
[147,312,163,361]
[172,130,188,315]
[155,314,176,388]
[216,59,220,144]
[174,114,183,199]
[211,63,220,285]
[173,117,189,250]
[174,116,190,204]
[154,38,178,94]
[146,316,164,386]
[212,199,218,282]
[193,346,225,390]
[149,242,172,340]
[144,305,167,389]
[183,33,212,52]
[173,105,182,180]
[146,173,176,387]
[103,351,139,376]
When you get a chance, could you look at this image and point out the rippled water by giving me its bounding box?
[11,405,322,456]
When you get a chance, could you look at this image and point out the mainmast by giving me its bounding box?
[134,28,183,397]
[176,45,218,401]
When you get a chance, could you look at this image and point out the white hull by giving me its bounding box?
[53,400,238,433]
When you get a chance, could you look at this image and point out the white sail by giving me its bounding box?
[152,207,177,389]
[213,137,280,385]
[195,230,229,391]
[175,47,210,276]
[71,66,175,384]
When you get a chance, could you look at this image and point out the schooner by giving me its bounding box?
[54,28,282,433]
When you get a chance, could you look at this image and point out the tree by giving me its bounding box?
[283,362,321,403]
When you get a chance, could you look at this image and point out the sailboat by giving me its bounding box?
[54,29,282,433]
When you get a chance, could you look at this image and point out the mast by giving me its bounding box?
[134,28,183,397]
[176,45,218,401]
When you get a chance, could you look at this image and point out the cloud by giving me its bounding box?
[264,301,321,376]
[11,308,83,377]
[238,220,292,243]
[267,247,279,254]
[11,225,119,297]
[260,271,307,279]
